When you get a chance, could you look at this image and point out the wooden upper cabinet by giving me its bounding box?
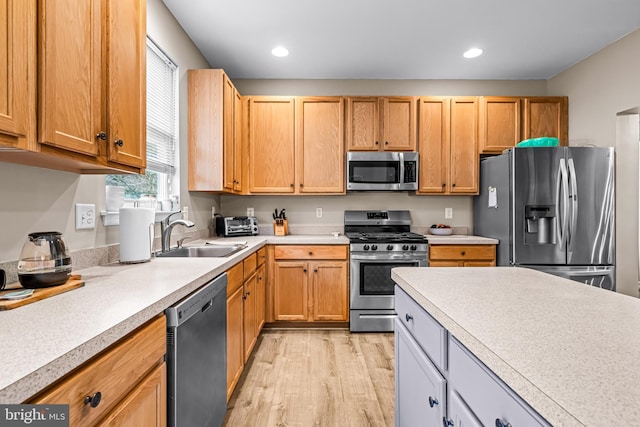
[346,97,379,150]
[105,0,146,168]
[417,97,479,195]
[38,0,102,157]
[34,0,145,173]
[248,97,296,193]
[523,96,568,145]
[479,96,521,154]
[233,89,243,192]
[0,0,36,150]
[382,97,417,151]
[188,69,242,192]
[296,97,345,194]
[346,96,416,151]
[449,97,479,194]
[417,97,449,194]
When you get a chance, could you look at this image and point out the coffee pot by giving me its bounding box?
[17,232,72,288]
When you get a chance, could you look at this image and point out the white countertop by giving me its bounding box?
[392,267,640,427]
[0,234,348,403]
[424,234,498,244]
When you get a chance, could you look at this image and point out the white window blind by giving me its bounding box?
[146,38,178,175]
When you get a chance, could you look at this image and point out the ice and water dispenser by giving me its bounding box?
[524,205,556,244]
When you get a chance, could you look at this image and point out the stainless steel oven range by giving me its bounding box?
[345,210,428,332]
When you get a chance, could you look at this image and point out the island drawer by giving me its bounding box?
[395,286,447,372]
[448,337,551,427]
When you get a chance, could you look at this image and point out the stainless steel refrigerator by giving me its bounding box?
[473,147,615,290]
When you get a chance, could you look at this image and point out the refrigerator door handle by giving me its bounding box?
[556,158,569,246]
[567,158,578,261]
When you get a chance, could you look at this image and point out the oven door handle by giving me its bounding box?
[351,254,427,262]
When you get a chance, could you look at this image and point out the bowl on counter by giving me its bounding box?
[429,228,454,236]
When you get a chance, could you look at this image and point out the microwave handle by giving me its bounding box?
[398,152,405,184]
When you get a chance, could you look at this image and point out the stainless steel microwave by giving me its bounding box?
[346,152,418,191]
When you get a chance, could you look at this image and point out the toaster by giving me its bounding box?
[215,216,259,237]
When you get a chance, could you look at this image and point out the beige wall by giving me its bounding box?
[548,28,640,296]
[0,0,212,262]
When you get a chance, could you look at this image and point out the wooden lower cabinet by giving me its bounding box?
[226,248,267,401]
[29,316,166,427]
[226,265,244,401]
[272,245,349,323]
[429,245,496,267]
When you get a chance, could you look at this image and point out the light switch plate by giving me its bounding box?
[76,204,96,229]
[445,207,453,219]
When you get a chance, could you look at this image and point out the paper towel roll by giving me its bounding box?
[119,207,155,263]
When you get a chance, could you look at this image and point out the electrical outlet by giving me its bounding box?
[316,208,323,218]
[247,207,255,217]
[445,207,453,219]
[76,204,96,229]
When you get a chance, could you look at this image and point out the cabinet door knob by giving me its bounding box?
[428,396,439,407]
[84,392,102,408]
[303,269,307,273]
[290,183,294,188]
[385,141,389,145]
[114,139,124,147]
[443,419,454,427]
[314,269,318,273]
[452,183,456,187]
[375,141,379,145]
[96,132,107,141]
[405,313,413,322]
[495,419,513,427]
[300,183,304,188]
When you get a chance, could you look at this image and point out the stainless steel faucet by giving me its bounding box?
[160,211,195,252]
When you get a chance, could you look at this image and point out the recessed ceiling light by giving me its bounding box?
[271,46,289,57]
[463,48,483,59]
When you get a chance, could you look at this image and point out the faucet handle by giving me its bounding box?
[176,237,191,248]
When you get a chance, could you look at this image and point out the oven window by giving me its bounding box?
[359,262,418,295]
[349,161,399,183]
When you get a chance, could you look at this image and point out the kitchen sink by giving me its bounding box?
[156,244,245,258]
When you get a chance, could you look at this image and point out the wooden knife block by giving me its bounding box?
[273,219,288,236]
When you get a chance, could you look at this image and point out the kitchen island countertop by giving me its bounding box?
[392,266,640,426]
[0,234,348,403]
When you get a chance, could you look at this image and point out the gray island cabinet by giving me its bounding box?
[395,285,550,426]
[392,267,640,427]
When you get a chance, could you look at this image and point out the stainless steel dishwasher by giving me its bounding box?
[166,272,227,427]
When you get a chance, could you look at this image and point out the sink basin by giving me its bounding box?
[156,244,245,258]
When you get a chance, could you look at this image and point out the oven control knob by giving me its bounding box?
[371,245,378,251]
[386,245,393,251]
[402,245,409,251]
[363,245,370,251]
[410,245,417,251]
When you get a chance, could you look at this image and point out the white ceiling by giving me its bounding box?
[162,0,640,80]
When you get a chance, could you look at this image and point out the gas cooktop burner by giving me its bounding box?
[346,231,427,243]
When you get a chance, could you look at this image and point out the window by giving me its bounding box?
[106,37,179,207]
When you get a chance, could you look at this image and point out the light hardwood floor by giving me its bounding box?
[224,330,395,427]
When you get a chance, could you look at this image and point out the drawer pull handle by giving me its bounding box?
[405,313,413,322]
[495,419,512,427]
[308,252,313,256]
[461,251,466,256]
[84,392,102,408]
[428,396,438,407]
